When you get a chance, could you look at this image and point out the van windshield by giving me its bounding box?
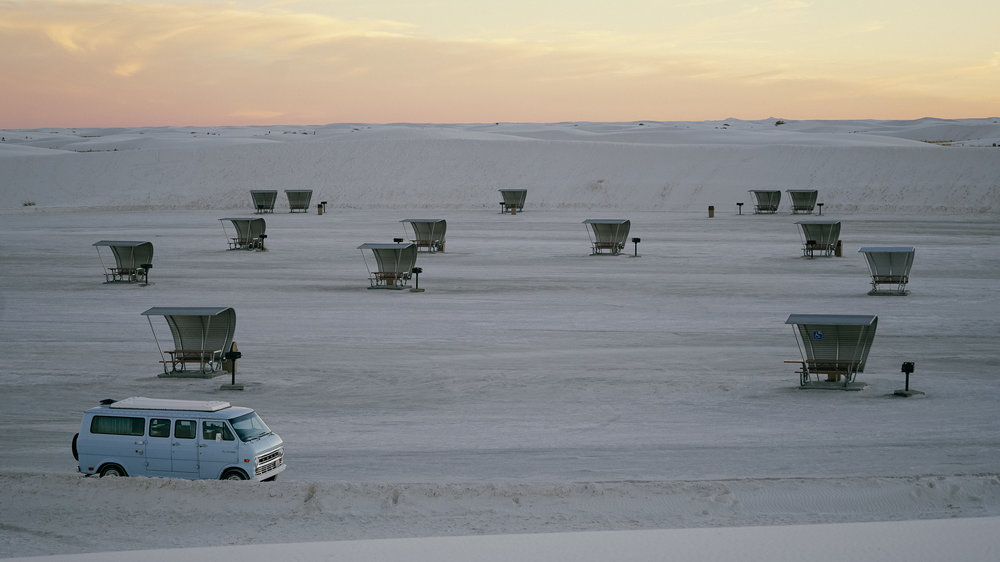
[229,412,272,442]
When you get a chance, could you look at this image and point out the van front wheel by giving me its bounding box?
[221,469,248,481]
[98,464,127,478]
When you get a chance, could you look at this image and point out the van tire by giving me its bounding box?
[220,469,248,481]
[71,433,79,461]
[98,464,127,478]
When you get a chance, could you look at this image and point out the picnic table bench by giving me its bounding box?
[591,241,625,254]
[410,239,442,253]
[227,237,264,250]
[500,201,522,214]
[802,240,835,258]
[162,349,224,373]
[370,271,409,287]
[104,266,146,283]
[871,274,908,284]
[785,359,862,386]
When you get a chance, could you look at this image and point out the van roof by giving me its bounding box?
[109,397,232,412]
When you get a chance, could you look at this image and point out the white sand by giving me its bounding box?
[1,118,998,561]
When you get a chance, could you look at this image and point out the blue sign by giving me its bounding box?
[812,330,823,340]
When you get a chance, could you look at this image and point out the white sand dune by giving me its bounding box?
[3,118,999,214]
[1,119,998,561]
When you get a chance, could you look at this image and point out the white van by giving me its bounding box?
[73,397,285,481]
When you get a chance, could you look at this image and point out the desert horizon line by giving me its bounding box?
[5,115,999,131]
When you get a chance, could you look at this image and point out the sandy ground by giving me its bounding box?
[1,119,998,559]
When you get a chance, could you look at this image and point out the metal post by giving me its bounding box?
[817,202,824,215]
[737,202,743,215]
[222,347,243,390]
[902,362,914,391]
[410,267,424,292]
[631,237,641,257]
[894,361,922,396]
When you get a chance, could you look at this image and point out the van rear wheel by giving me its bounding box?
[71,433,79,461]
[98,464,127,477]
[221,469,248,481]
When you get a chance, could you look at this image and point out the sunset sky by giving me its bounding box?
[2,0,998,127]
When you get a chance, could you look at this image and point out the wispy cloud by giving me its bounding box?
[1,1,997,126]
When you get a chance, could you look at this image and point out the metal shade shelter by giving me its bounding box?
[285,189,313,213]
[358,243,418,289]
[859,246,915,295]
[93,240,153,283]
[796,220,841,257]
[499,189,527,214]
[141,307,236,376]
[250,190,277,213]
[583,219,631,255]
[219,217,266,250]
[785,314,878,389]
[748,190,781,213]
[786,190,819,214]
[401,219,447,253]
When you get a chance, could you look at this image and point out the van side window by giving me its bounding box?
[174,420,196,439]
[149,418,170,438]
[91,415,145,436]
[203,420,235,441]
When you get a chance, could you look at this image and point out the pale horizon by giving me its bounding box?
[3,0,998,128]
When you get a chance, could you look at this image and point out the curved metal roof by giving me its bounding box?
[141,307,234,317]
[785,314,877,325]
[93,240,150,247]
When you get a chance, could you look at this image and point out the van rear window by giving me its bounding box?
[91,415,145,436]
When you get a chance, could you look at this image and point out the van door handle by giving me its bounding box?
[199,444,208,448]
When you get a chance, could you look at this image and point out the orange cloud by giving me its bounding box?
[1,1,997,127]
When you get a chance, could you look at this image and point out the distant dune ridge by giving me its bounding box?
[2,118,999,213]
